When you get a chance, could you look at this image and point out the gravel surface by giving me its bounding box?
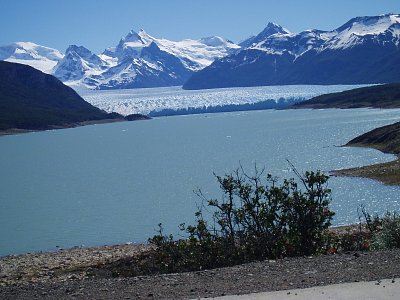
[1,245,400,299]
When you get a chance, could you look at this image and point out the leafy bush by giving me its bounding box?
[371,212,400,249]
[339,231,371,251]
[359,206,382,233]
[149,165,334,273]
[348,207,400,251]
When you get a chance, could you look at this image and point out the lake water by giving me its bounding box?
[1,92,400,256]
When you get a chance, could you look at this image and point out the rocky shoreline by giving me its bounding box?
[332,121,400,185]
[332,157,400,185]
[0,244,153,286]
[1,242,400,299]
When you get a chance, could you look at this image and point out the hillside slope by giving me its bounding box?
[333,121,400,185]
[346,122,400,155]
[0,61,120,131]
[292,83,400,109]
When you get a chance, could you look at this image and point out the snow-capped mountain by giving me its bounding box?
[88,29,240,89]
[103,29,240,69]
[96,41,193,89]
[2,14,399,90]
[323,14,400,50]
[0,42,63,73]
[184,13,400,89]
[0,30,240,89]
[53,45,109,83]
[240,22,291,49]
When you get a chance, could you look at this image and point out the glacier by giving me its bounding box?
[79,84,371,116]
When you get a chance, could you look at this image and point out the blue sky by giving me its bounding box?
[1,0,399,53]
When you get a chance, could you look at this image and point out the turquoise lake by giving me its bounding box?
[1,107,400,256]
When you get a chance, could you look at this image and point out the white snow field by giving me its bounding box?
[78,85,369,116]
[0,42,63,73]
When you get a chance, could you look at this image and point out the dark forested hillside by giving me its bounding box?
[0,61,121,131]
[292,83,400,109]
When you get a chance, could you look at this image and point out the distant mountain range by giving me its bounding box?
[184,13,400,89]
[0,31,239,90]
[1,13,399,90]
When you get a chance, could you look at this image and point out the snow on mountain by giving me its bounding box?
[76,29,240,89]
[96,42,193,89]
[53,45,109,88]
[322,13,400,50]
[103,29,153,59]
[239,13,400,56]
[184,13,400,90]
[0,29,240,90]
[250,29,334,57]
[245,22,291,48]
[237,22,335,58]
[48,29,240,89]
[0,42,63,73]
[103,29,240,71]
[4,13,398,91]
[155,35,240,70]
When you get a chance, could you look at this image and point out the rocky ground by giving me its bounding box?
[1,243,400,299]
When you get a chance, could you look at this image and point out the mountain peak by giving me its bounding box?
[124,30,142,42]
[200,36,228,47]
[335,13,400,34]
[65,45,93,57]
[323,13,400,50]
[262,22,291,35]
[240,22,291,49]
[183,13,400,90]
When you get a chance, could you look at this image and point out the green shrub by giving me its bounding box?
[371,212,400,249]
[149,165,334,273]
[359,206,382,233]
[340,231,371,251]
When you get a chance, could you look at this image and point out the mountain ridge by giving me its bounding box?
[0,30,240,90]
[1,14,399,90]
[183,13,400,89]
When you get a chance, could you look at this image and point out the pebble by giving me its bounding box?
[1,247,400,299]
[0,243,152,286]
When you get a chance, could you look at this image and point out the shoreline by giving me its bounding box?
[0,224,361,260]
[0,114,151,137]
[332,157,400,185]
[332,140,400,186]
[0,118,127,137]
[0,243,152,286]
[332,120,400,185]
[1,240,400,299]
